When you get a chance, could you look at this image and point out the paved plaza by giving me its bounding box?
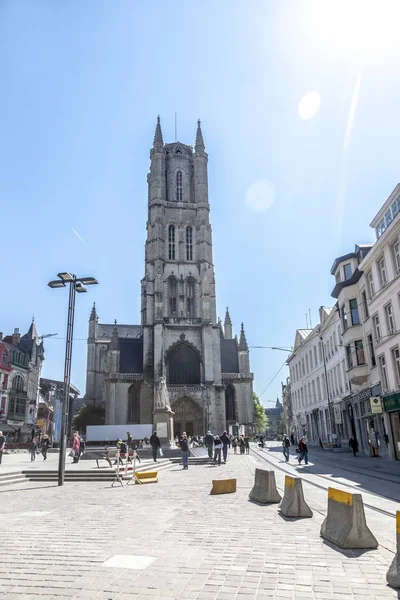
[0,445,399,600]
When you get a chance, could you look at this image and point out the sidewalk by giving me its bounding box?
[0,451,398,599]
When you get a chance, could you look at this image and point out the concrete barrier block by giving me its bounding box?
[280,475,313,518]
[210,478,237,495]
[249,468,281,504]
[135,471,158,484]
[320,487,378,549]
[387,511,400,588]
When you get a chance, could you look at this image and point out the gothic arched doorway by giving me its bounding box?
[172,397,203,438]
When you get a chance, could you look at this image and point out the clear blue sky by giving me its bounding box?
[1,1,400,406]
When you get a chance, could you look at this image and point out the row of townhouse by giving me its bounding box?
[285,184,400,460]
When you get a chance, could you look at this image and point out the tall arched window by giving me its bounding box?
[168,225,175,260]
[176,171,183,201]
[168,276,177,316]
[186,278,195,316]
[128,382,141,423]
[186,226,193,261]
[225,385,236,421]
[168,343,201,384]
[12,374,24,393]
[99,346,107,371]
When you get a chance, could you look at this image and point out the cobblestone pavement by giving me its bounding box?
[0,449,398,600]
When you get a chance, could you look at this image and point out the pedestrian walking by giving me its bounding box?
[71,432,80,463]
[213,435,223,465]
[79,437,85,458]
[205,430,214,459]
[180,432,190,469]
[290,433,295,446]
[349,436,359,457]
[259,434,265,449]
[282,434,290,462]
[244,432,250,454]
[41,435,50,461]
[30,439,37,461]
[220,430,231,463]
[297,436,309,465]
[232,436,238,454]
[150,430,161,462]
[239,435,245,455]
[0,431,5,465]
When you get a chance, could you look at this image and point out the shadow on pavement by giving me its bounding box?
[321,538,378,558]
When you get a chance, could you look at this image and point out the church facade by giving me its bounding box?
[85,118,254,436]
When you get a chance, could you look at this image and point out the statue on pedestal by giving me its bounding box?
[156,376,171,411]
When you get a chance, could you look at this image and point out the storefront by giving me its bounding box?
[350,385,388,457]
[383,391,400,461]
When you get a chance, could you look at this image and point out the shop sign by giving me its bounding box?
[383,391,400,412]
[7,419,23,427]
[354,388,372,403]
[334,405,342,424]
[370,397,382,414]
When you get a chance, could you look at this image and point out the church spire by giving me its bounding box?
[238,323,249,351]
[109,319,119,350]
[153,115,163,147]
[89,302,98,322]
[224,307,233,339]
[195,119,205,150]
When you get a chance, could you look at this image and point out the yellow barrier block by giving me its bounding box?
[135,471,158,484]
[285,475,295,488]
[328,487,353,506]
[210,478,237,495]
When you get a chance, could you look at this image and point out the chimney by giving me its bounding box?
[12,328,20,346]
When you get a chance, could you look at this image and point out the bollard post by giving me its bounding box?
[279,475,312,518]
[249,469,281,504]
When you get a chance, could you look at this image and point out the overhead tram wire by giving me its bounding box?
[258,358,289,399]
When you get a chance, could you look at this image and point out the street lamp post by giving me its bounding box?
[48,273,98,486]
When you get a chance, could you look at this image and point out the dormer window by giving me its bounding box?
[176,171,183,202]
[343,263,352,280]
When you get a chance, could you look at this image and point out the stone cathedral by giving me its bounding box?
[85,118,254,436]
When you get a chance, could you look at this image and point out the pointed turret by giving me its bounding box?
[153,115,163,147]
[25,319,38,340]
[224,307,233,339]
[109,319,119,350]
[239,323,248,351]
[89,302,98,321]
[195,119,205,150]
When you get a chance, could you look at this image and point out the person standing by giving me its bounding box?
[232,436,238,454]
[220,431,231,463]
[150,430,161,463]
[297,436,308,465]
[180,432,190,470]
[72,432,80,463]
[282,434,290,462]
[0,431,5,465]
[30,439,37,461]
[244,432,250,454]
[239,435,245,455]
[213,435,223,466]
[205,430,214,459]
[290,433,295,446]
[41,435,50,461]
[79,436,85,459]
[349,436,359,457]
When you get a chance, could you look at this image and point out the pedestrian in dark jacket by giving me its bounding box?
[349,436,359,457]
[239,435,245,454]
[297,437,308,465]
[41,436,50,461]
[220,431,231,463]
[30,440,37,461]
[213,436,223,466]
[180,432,190,469]
[244,432,250,454]
[205,430,214,459]
[150,431,161,462]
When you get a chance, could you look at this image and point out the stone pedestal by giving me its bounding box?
[153,408,175,447]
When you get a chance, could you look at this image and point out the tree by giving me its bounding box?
[72,404,105,434]
[253,392,267,433]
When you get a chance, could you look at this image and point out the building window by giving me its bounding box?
[306,354,309,373]
[376,218,386,239]
[392,347,400,387]
[346,345,353,370]
[318,342,322,362]
[313,346,317,366]
[361,290,369,320]
[186,278,195,316]
[99,347,107,371]
[225,385,236,421]
[341,304,348,331]
[176,171,183,201]
[349,298,360,326]
[378,355,389,391]
[354,340,365,365]
[378,256,388,287]
[373,314,381,341]
[12,374,24,393]
[343,263,352,280]
[368,334,376,368]
[186,226,193,261]
[168,225,175,260]
[9,396,25,415]
[385,303,395,335]
[128,383,141,423]
[168,343,201,384]
[168,277,177,316]
[392,196,400,218]
[367,271,375,298]
[393,241,400,275]
[310,350,313,370]
[385,208,393,228]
